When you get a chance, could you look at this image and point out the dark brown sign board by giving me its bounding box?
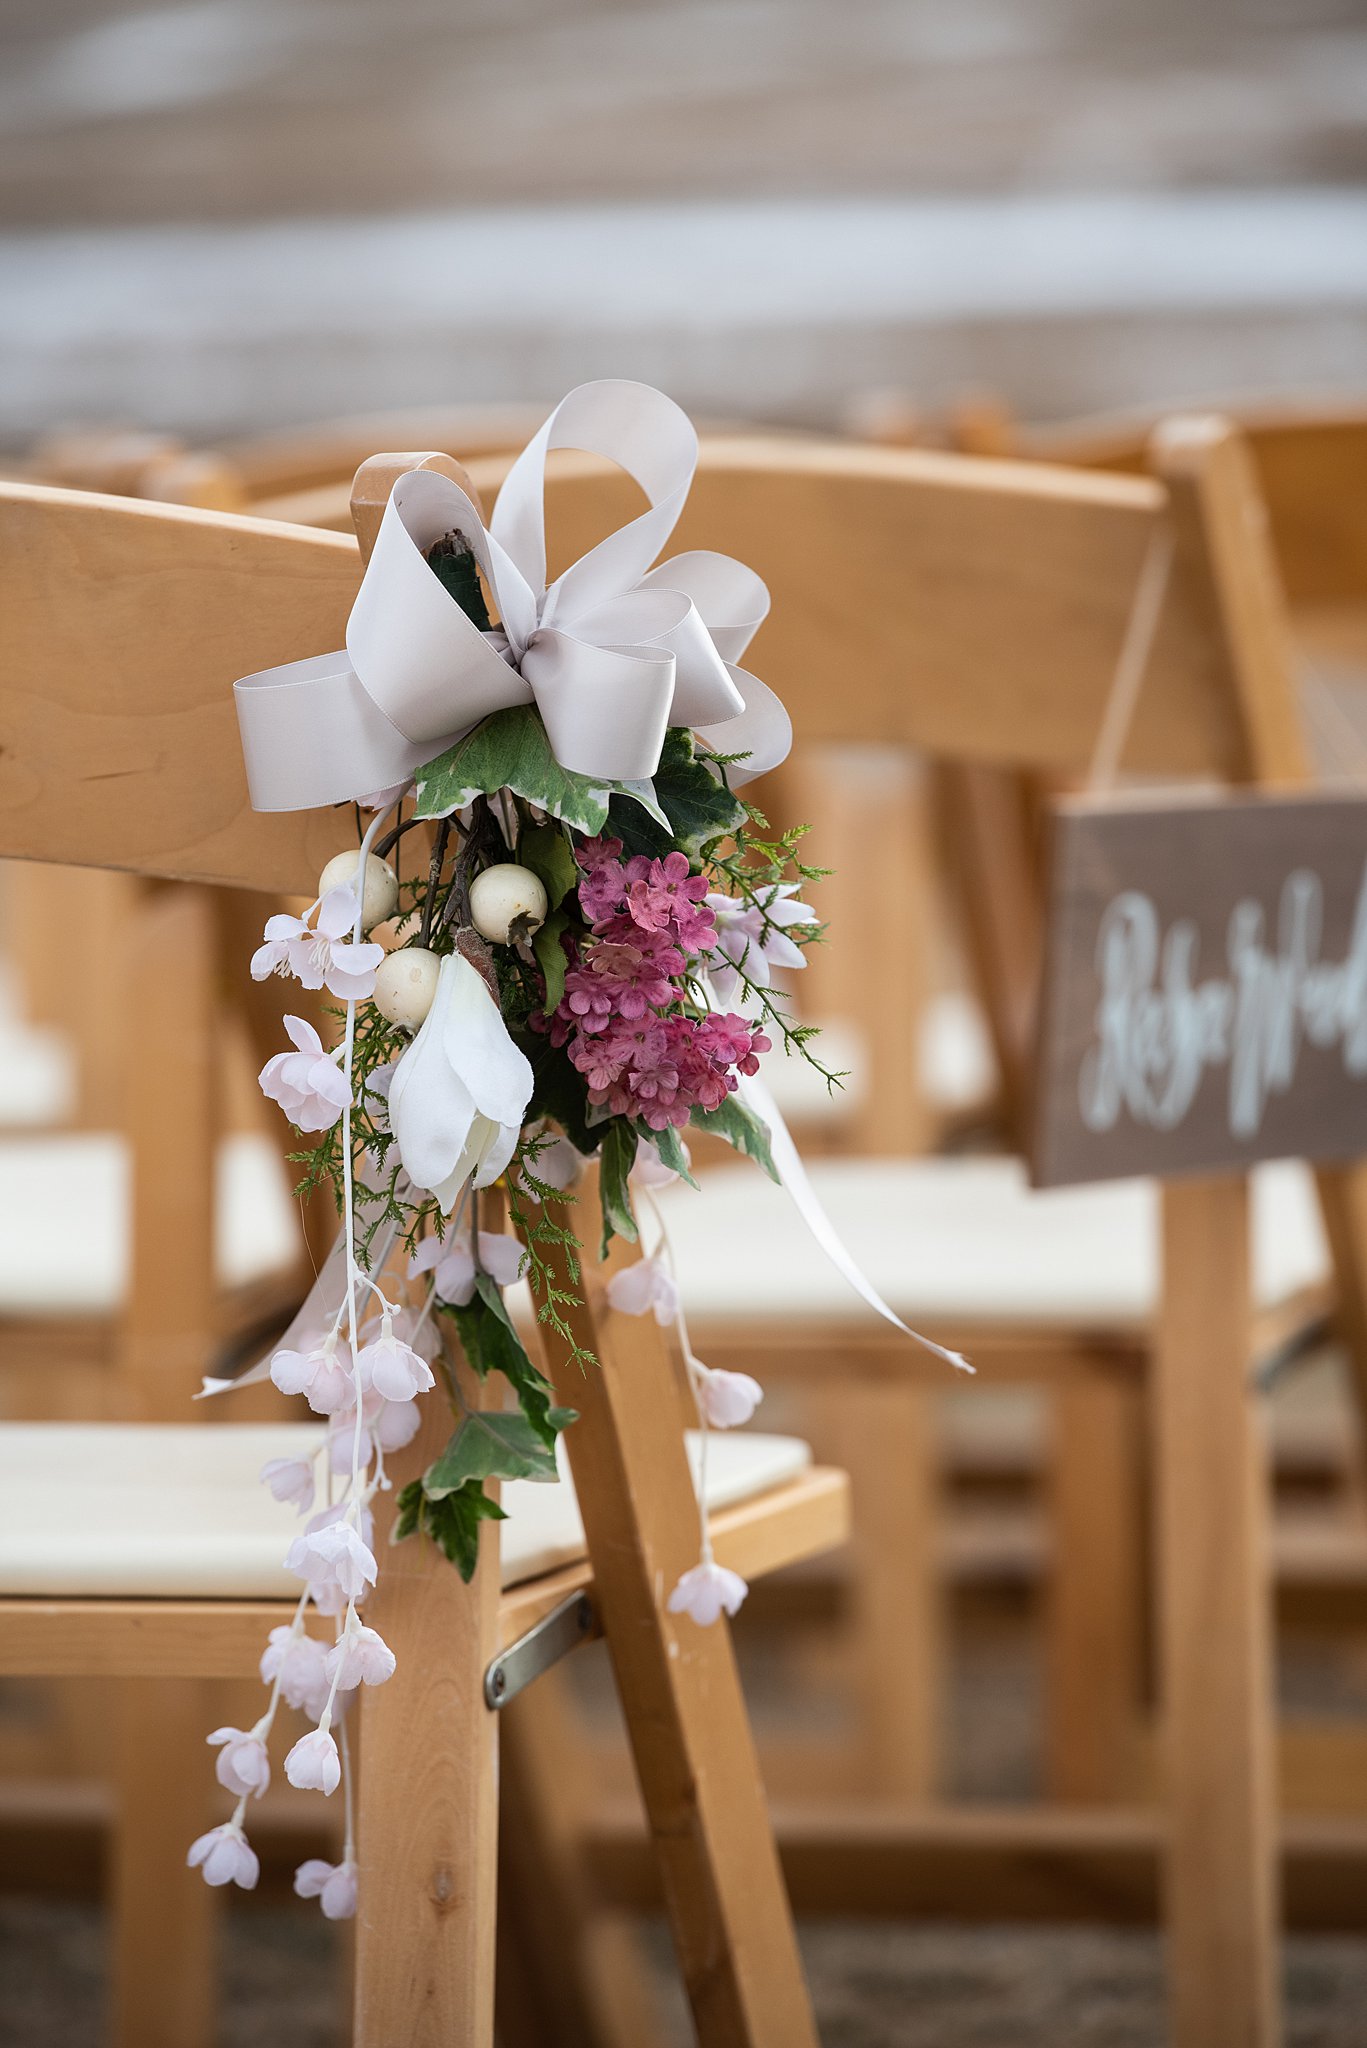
[1030,789,1367,1188]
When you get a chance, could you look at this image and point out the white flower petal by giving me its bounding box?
[442,955,535,1128]
[477,1232,526,1286]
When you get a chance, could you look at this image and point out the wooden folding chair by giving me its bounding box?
[459,417,1367,2048]
[927,401,1367,1770]
[859,396,1367,1125]
[0,475,847,2048]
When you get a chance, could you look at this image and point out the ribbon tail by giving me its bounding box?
[197,1233,349,1398]
[734,1066,973,1373]
[198,1178,409,1397]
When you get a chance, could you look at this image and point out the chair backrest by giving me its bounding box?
[928,400,1367,1128]
[0,484,354,894]
[0,488,352,1418]
[2,423,1304,889]
[223,405,555,502]
[467,425,1301,787]
[960,397,1367,620]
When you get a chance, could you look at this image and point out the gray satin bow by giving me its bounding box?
[234,380,791,812]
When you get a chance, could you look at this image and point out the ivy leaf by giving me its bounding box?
[606,790,674,860]
[425,1411,561,1494]
[639,1121,699,1189]
[532,907,570,1013]
[473,1269,521,1334]
[473,1275,579,1447]
[613,778,670,831]
[448,1283,578,1451]
[392,1478,424,1545]
[518,821,580,909]
[449,1286,534,1386]
[609,728,747,859]
[419,1481,508,1582]
[599,1119,639,1258]
[415,708,615,832]
[427,535,492,630]
[689,1095,778,1181]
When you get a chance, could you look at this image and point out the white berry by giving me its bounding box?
[318,851,399,931]
[469,863,549,945]
[372,947,440,1029]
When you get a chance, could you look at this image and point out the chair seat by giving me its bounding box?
[0,1132,300,1313]
[655,1154,1330,1327]
[0,1421,812,1599]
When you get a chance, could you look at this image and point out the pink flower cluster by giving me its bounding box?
[546,840,769,1131]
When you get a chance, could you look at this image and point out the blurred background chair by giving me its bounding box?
[466,414,1367,2044]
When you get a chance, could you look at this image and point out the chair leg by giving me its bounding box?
[1154,1179,1281,2048]
[534,1180,820,2048]
[111,1677,217,2048]
[354,1360,501,2048]
[1046,1372,1147,1801]
[840,1379,941,1798]
[497,1674,662,2048]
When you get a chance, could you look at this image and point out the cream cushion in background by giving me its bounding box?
[0,1422,811,1598]
[656,1155,1329,1326]
[0,1132,301,1313]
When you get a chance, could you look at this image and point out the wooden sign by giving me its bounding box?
[1031,790,1367,1188]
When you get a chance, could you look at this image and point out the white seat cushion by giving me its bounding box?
[757,991,997,1128]
[0,1132,301,1313]
[0,1421,812,1599]
[654,1155,1330,1326]
[0,964,77,1127]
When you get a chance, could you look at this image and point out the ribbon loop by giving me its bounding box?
[233,380,789,813]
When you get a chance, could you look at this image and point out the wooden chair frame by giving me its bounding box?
[0,469,849,2048]
[6,419,1358,2045]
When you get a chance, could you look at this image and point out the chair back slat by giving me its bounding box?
[466,438,1248,780]
[3,431,1279,897]
[0,483,358,892]
[1023,404,1367,613]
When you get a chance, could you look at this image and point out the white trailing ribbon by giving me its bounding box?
[735,1067,971,1372]
[235,379,792,812]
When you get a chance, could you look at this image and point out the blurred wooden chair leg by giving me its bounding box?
[1155,1180,1281,2048]
[354,1362,501,2048]
[7,862,136,1127]
[841,1379,942,1798]
[932,760,1043,1150]
[212,886,337,1275]
[541,1199,820,2048]
[111,1677,217,2048]
[498,1673,662,2048]
[111,884,221,2044]
[781,745,938,1157]
[1046,1372,1148,1801]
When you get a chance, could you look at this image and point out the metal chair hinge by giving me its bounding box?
[484,1590,595,1711]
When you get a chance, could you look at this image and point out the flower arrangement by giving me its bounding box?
[190,385,845,1911]
[194,380,962,1913]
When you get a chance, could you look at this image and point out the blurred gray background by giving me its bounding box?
[2,0,1366,444]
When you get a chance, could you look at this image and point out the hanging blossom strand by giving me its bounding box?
[190,813,402,1911]
[608,1156,764,1623]
[197,384,971,1935]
